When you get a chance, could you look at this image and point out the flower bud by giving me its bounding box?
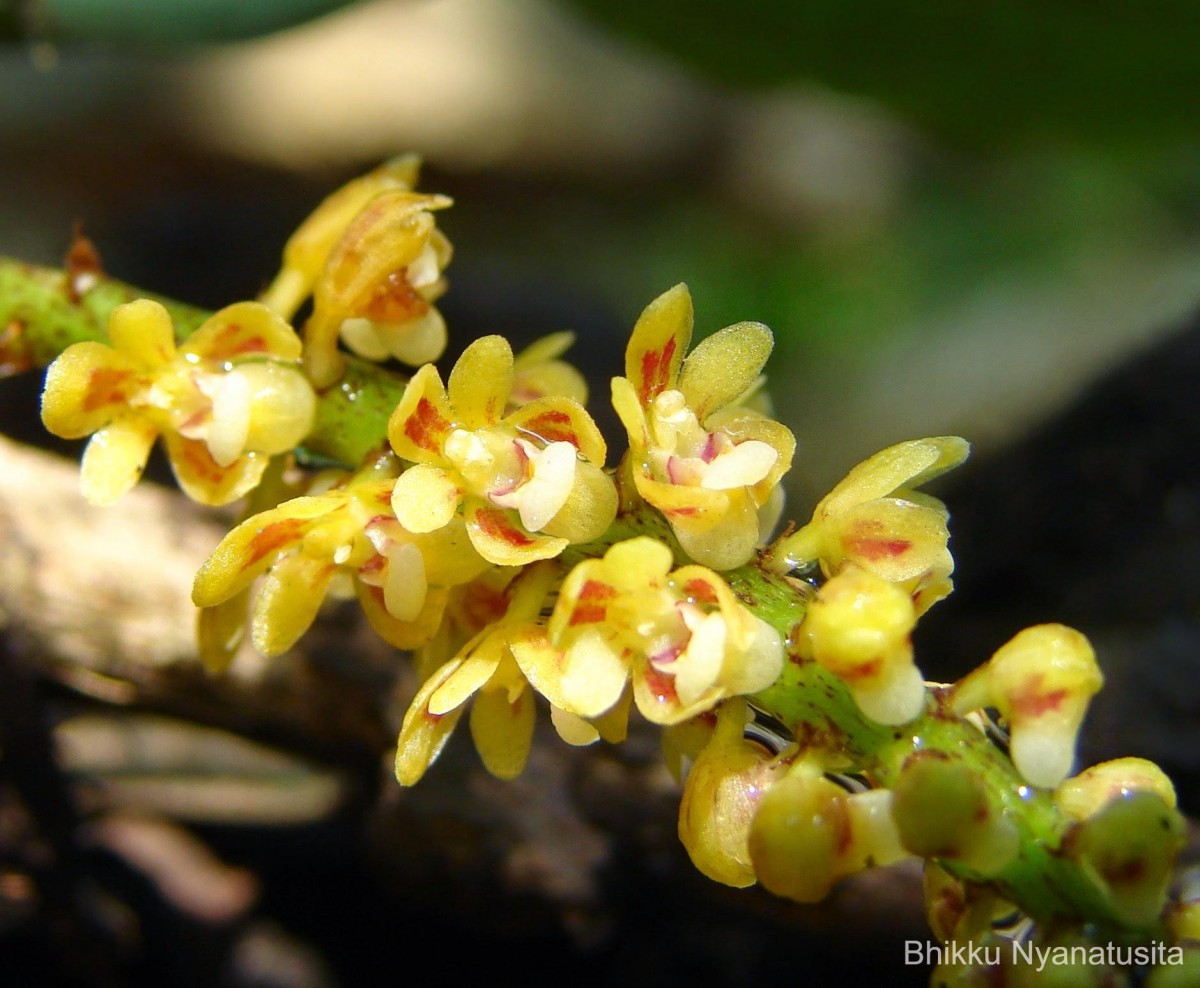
[952,624,1103,788]
[1069,791,1185,928]
[748,768,907,902]
[800,564,924,725]
[677,700,781,887]
[892,755,1019,876]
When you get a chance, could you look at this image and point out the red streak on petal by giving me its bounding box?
[462,585,509,629]
[178,440,228,484]
[244,516,307,569]
[475,508,536,547]
[363,270,429,322]
[403,396,450,452]
[520,409,579,447]
[667,505,699,517]
[82,366,134,412]
[837,657,882,683]
[639,335,677,402]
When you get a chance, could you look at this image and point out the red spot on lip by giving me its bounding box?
[639,336,677,402]
[403,396,450,452]
[243,516,307,568]
[209,323,270,359]
[82,366,135,412]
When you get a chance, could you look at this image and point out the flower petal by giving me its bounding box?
[447,335,513,429]
[819,437,970,517]
[465,501,567,566]
[251,553,336,655]
[108,299,176,367]
[625,283,691,404]
[558,627,629,718]
[162,433,268,506]
[828,497,952,585]
[183,302,303,364]
[395,657,467,786]
[80,416,158,505]
[387,363,455,464]
[470,684,536,779]
[41,342,139,439]
[192,496,332,605]
[391,463,461,532]
[678,321,773,421]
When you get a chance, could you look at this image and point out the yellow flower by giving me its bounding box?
[509,537,784,727]
[611,285,795,571]
[387,335,617,567]
[41,298,314,506]
[775,436,969,614]
[394,562,622,783]
[192,458,488,656]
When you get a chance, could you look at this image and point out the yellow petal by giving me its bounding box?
[192,496,331,606]
[387,364,455,465]
[355,580,447,651]
[678,321,773,421]
[162,433,268,506]
[183,301,303,364]
[828,497,952,585]
[196,590,250,674]
[549,705,601,746]
[509,627,571,711]
[470,684,536,779]
[610,376,650,450]
[819,437,970,517]
[447,335,514,429]
[559,627,629,718]
[108,298,176,367]
[79,416,158,505]
[625,284,691,404]
[540,460,619,545]
[41,341,139,439]
[429,641,502,715]
[391,463,461,532]
[395,656,467,786]
[251,553,336,655]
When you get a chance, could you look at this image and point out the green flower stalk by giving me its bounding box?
[2,160,1194,984]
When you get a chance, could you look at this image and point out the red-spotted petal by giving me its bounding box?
[387,363,455,464]
[183,302,303,364]
[41,342,140,439]
[162,432,269,506]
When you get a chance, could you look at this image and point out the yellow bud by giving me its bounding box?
[748,768,847,902]
[801,564,924,725]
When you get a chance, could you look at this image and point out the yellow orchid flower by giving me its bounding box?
[394,562,622,783]
[508,537,784,728]
[192,459,488,656]
[41,298,314,506]
[775,436,969,614]
[611,285,795,571]
[387,335,617,567]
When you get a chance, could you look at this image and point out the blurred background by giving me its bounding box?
[3,1,1200,985]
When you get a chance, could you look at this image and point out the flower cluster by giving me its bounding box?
[29,159,1194,980]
